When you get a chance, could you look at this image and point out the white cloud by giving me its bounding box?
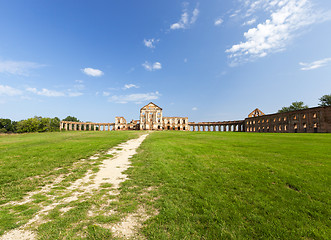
[142,61,162,71]
[68,92,83,97]
[0,85,22,96]
[26,87,65,97]
[143,38,159,48]
[0,60,43,76]
[192,107,198,111]
[243,18,256,25]
[226,0,331,64]
[75,80,84,83]
[81,67,104,77]
[26,87,82,97]
[103,91,110,96]
[108,91,161,104]
[170,4,199,30]
[123,84,139,90]
[299,58,331,70]
[214,17,224,26]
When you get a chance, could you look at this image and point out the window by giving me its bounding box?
[284,117,287,121]
[294,124,298,129]
[167,126,170,130]
[279,125,282,131]
[273,118,276,122]
[178,127,180,130]
[183,120,185,124]
[303,114,306,119]
[267,119,269,123]
[178,120,180,124]
[279,118,281,122]
[253,127,256,132]
[284,125,287,131]
[262,119,265,123]
[313,113,317,118]
[294,115,297,120]
[303,123,307,128]
[253,120,255,124]
[183,127,185,130]
[247,121,249,125]
[274,126,276,131]
[258,120,260,123]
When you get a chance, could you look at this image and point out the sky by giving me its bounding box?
[1,0,331,123]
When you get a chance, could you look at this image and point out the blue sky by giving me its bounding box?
[1,0,331,123]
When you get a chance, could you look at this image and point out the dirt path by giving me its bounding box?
[0,134,149,240]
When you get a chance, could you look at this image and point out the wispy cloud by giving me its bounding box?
[102,91,110,97]
[67,92,83,97]
[214,17,223,26]
[243,18,256,26]
[123,84,139,90]
[170,3,199,30]
[26,87,82,97]
[81,67,104,77]
[0,60,44,76]
[299,57,331,70]
[143,38,159,48]
[142,61,162,71]
[26,87,65,97]
[0,85,22,96]
[226,0,331,65]
[108,91,161,104]
[192,107,198,111]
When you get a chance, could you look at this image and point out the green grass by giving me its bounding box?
[0,131,138,236]
[120,131,331,239]
[1,131,330,239]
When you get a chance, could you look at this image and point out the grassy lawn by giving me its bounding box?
[120,132,331,239]
[0,131,330,239]
[0,131,138,235]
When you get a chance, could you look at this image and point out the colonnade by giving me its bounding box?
[189,122,244,132]
[60,121,115,131]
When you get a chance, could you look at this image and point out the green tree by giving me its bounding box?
[62,116,80,122]
[17,117,39,133]
[0,119,13,133]
[318,94,331,107]
[278,101,308,113]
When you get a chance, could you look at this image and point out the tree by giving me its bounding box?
[278,101,308,113]
[62,116,80,122]
[0,119,13,133]
[318,94,331,107]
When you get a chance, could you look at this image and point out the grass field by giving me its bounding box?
[0,131,138,236]
[121,132,331,239]
[0,131,330,239]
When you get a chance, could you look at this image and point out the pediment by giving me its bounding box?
[140,102,162,111]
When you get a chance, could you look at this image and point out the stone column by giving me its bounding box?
[78,124,81,131]
[213,125,216,131]
[224,125,227,132]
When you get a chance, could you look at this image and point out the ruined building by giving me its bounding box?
[60,103,331,133]
[115,102,189,131]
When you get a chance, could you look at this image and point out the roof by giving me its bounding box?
[140,102,162,111]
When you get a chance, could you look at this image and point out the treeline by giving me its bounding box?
[0,116,79,134]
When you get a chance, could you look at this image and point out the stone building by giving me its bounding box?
[244,106,331,133]
[115,102,189,131]
[60,103,331,133]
